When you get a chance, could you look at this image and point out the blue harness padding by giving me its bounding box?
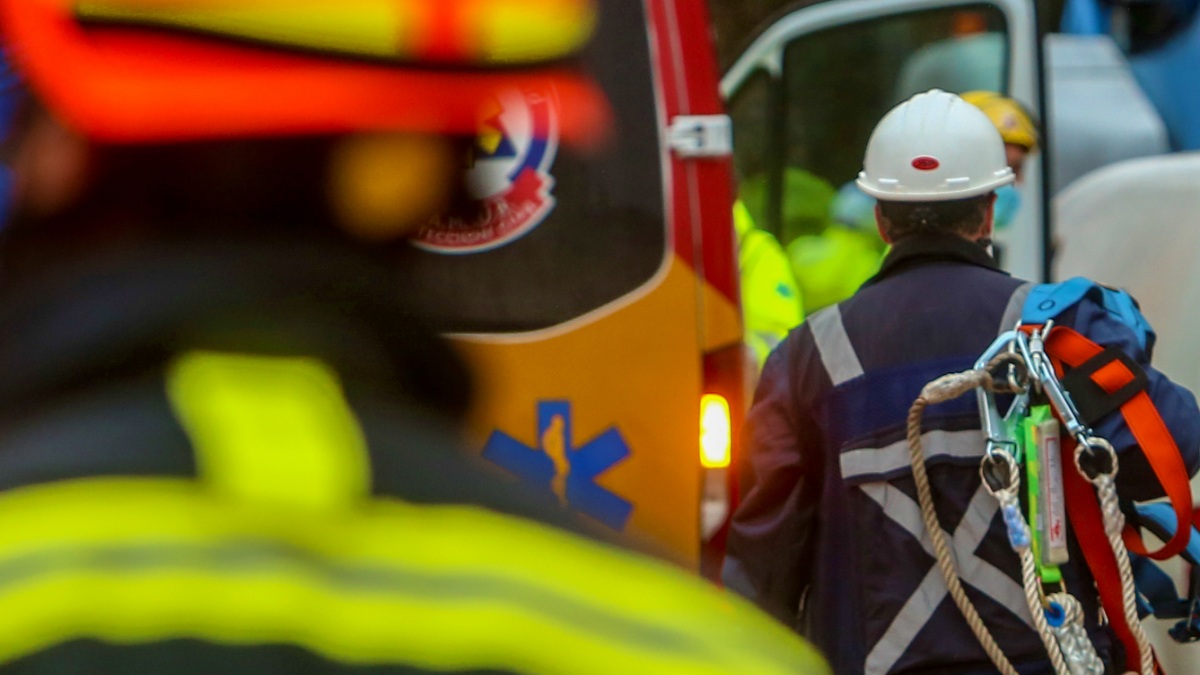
[1130,503,1200,643]
[1023,277,1156,354]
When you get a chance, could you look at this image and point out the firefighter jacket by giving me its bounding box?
[0,235,827,675]
[723,232,1200,674]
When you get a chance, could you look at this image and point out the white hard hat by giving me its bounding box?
[856,89,1014,202]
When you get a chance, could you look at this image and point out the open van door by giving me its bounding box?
[721,0,1050,284]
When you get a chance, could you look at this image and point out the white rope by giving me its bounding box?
[1045,592,1105,675]
[909,370,1020,675]
[1077,438,1156,675]
[909,354,1144,674]
[909,364,1074,675]
[996,489,1071,675]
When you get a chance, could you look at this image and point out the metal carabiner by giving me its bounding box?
[980,447,1021,495]
[1026,322,1093,450]
[1075,436,1118,482]
[1024,322,1123,487]
[1026,320,1053,378]
[1009,325,1040,390]
[976,332,1017,459]
[975,331,1033,461]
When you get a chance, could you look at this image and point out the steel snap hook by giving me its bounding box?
[1075,436,1118,482]
[989,351,1031,394]
[981,450,1020,495]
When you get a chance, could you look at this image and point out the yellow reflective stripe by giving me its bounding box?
[0,479,826,674]
[73,0,596,65]
[478,0,597,64]
[166,352,370,511]
[75,1,415,60]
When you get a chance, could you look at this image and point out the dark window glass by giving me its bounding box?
[728,69,774,228]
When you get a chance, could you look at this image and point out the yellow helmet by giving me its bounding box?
[960,90,1039,151]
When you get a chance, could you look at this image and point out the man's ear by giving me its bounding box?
[874,203,893,244]
[979,191,998,241]
[9,108,91,219]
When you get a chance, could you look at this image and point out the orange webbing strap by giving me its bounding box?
[1039,326,1193,560]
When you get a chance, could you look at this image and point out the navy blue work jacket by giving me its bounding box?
[723,233,1200,674]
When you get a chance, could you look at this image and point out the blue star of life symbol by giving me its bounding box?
[482,400,634,530]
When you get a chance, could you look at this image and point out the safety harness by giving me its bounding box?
[907,278,1197,674]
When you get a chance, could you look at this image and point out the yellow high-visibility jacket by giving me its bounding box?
[735,201,804,369]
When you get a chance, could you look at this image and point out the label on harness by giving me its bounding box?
[1024,406,1067,582]
[1036,416,1070,566]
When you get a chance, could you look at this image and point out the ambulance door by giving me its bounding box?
[721,0,1049,286]
[398,0,739,567]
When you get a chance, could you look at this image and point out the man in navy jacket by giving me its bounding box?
[723,89,1200,674]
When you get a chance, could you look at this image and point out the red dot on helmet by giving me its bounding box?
[912,156,940,171]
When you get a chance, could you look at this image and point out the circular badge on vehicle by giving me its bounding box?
[413,88,559,254]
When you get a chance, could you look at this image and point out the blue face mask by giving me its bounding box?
[993,183,1022,229]
[830,181,878,232]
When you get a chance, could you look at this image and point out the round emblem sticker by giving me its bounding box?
[413,88,559,254]
[911,156,940,171]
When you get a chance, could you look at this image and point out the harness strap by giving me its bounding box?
[1039,326,1192,560]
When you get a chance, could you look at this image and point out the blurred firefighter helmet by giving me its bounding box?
[0,0,609,144]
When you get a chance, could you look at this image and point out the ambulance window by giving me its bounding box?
[774,5,1008,248]
[729,69,775,228]
[396,0,665,334]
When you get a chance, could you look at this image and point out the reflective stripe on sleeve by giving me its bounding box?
[0,478,828,674]
[808,306,864,386]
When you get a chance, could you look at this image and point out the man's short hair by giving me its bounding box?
[877,193,992,240]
